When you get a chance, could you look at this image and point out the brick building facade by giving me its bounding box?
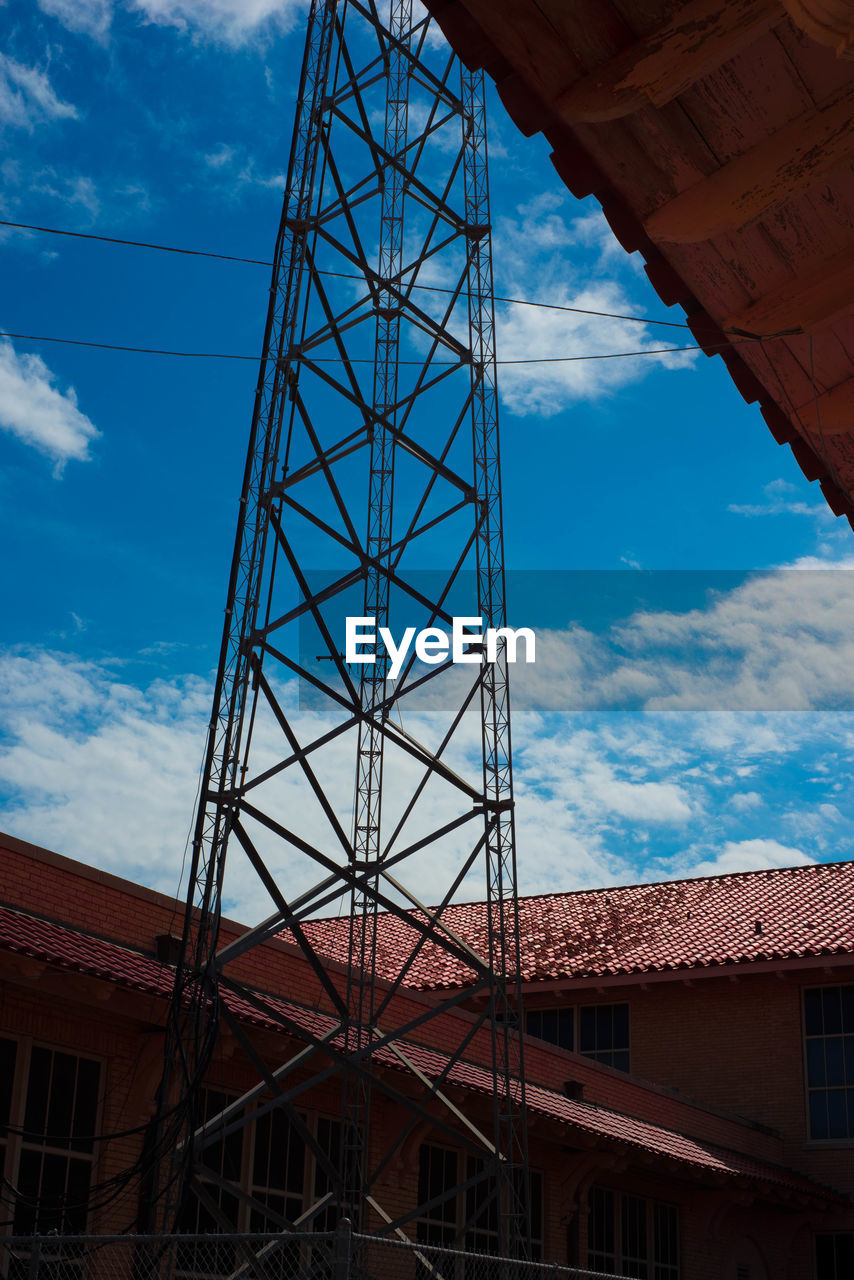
[1,829,852,1278]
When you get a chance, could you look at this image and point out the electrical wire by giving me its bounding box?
[0,217,694,330]
[0,327,758,365]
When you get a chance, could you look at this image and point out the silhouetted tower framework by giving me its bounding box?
[158,0,529,1263]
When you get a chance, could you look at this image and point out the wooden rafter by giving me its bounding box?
[724,245,854,336]
[794,377,854,437]
[644,81,854,243]
[555,0,780,123]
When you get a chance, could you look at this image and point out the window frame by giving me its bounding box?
[176,1090,343,1238]
[815,1231,854,1280]
[524,1001,631,1073]
[802,982,854,1145]
[416,1142,544,1264]
[0,1034,104,1241]
[587,1184,679,1279]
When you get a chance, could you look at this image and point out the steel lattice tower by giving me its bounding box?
[156,0,529,1261]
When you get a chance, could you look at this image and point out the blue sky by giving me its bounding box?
[1,0,852,918]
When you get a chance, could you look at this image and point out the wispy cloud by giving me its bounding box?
[493,197,696,417]
[661,837,814,880]
[510,568,854,713]
[0,650,210,898]
[38,0,114,41]
[729,478,834,520]
[1,649,846,920]
[0,55,78,131]
[0,341,100,474]
[201,143,284,192]
[39,0,306,44]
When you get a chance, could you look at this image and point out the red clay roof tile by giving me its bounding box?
[0,903,843,1204]
[298,859,854,988]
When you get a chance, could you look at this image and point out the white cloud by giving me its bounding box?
[0,651,845,923]
[729,790,762,812]
[38,0,114,40]
[668,838,814,880]
[614,570,854,712]
[0,341,100,474]
[130,0,305,44]
[493,199,695,417]
[38,0,307,44]
[729,478,834,520]
[0,650,211,897]
[204,144,236,169]
[0,54,78,131]
[200,143,284,192]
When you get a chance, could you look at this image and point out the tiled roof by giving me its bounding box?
[0,903,843,1205]
[423,0,854,526]
[0,904,174,995]
[299,859,854,988]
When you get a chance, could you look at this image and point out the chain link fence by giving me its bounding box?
[0,1231,637,1280]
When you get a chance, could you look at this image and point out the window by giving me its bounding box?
[418,1144,458,1249]
[804,985,854,1140]
[177,1089,244,1278]
[416,1143,543,1271]
[175,1091,341,1256]
[0,1039,16,1193]
[816,1233,854,1279]
[579,1004,630,1072]
[525,1009,574,1051]
[525,1003,630,1071]
[0,1038,101,1237]
[249,1107,307,1231]
[587,1186,678,1279]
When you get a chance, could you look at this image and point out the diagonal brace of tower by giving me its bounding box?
[155,0,530,1259]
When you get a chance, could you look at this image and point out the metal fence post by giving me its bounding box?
[332,1218,352,1280]
[27,1238,41,1280]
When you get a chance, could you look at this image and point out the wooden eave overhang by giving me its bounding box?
[425,0,854,526]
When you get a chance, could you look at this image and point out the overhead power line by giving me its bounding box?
[0,217,693,330]
[1,327,754,364]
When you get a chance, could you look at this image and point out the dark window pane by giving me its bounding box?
[807,1037,827,1086]
[526,1008,574,1051]
[816,1233,854,1280]
[0,1039,17,1132]
[826,1089,847,1139]
[540,1010,558,1044]
[836,1234,854,1272]
[613,1003,629,1045]
[253,1111,273,1187]
[72,1057,99,1152]
[823,987,843,1035]
[653,1203,678,1267]
[46,1053,76,1147]
[614,1051,631,1073]
[24,1047,51,1138]
[826,1038,845,1087]
[815,1235,834,1277]
[621,1193,648,1277]
[842,988,854,1034]
[810,1090,829,1139]
[579,1007,595,1052]
[588,1186,615,1257]
[528,1171,543,1245]
[314,1118,342,1232]
[805,988,823,1035]
[285,1116,305,1196]
[844,1037,854,1083]
[597,1005,613,1049]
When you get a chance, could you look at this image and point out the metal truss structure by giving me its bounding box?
[157,0,529,1261]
